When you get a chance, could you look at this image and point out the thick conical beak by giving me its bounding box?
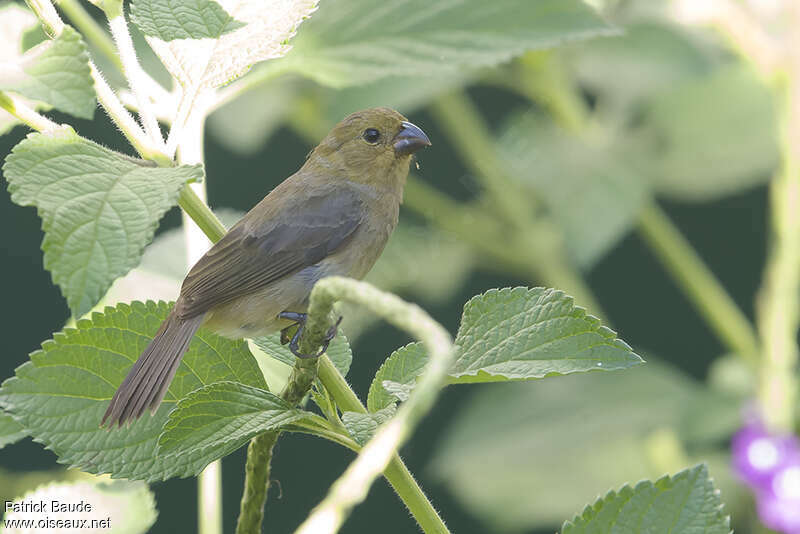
[393,121,431,156]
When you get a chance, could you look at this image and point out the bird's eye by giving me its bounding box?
[362,128,381,144]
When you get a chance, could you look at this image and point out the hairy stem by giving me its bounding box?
[295,278,453,534]
[106,10,164,148]
[56,0,123,72]
[0,91,62,132]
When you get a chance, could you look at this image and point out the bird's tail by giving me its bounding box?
[102,308,204,428]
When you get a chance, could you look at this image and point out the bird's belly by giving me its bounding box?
[201,260,349,339]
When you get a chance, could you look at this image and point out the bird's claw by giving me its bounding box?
[279,312,343,359]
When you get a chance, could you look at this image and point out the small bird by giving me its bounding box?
[102,107,431,428]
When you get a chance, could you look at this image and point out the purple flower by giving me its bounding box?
[757,461,800,534]
[732,423,800,490]
[732,421,800,533]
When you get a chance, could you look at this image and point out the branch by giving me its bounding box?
[295,278,454,534]
[0,91,62,132]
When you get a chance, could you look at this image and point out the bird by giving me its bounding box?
[101,107,431,428]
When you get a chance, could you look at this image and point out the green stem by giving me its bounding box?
[756,43,800,431]
[236,431,280,534]
[0,90,62,131]
[178,186,227,243]
[295,279,453,534]
[637,202,759,365]
[317,356,449,533]
[56,0,123,72]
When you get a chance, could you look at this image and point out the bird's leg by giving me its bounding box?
[278,312,342,358]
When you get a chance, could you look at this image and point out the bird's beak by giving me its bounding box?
[393,121,431,156]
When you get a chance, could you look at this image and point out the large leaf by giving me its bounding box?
[0,412,27,449]
[450,287,642,382]
[367,288,642,411]
[131,0,245,41]
[279,0,614,87]
[0,301,267,482]
[499,113,648,268]
[430,360,742,531]
[562,464,730,534]
[142,0,318,90]
[3,480,157,534]
[0,25,95,119]
[634,64,778,201]
[3,129,201,317]
[158,381,310,468]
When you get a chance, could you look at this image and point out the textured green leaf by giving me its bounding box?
[0,301,266,482]
[499,113,648,268]
[450,287,642,382]
[562,464,730,534]
[131,0,245,41]
[635,64,778,201]
[253,330,352,377]
[158,381,310,466]
[0,412,27,449]
[280,0,614,87]
[430,360,741,530]
[3,129,201,317]
[341,405,396,446]
[367,343,428,413]
[0,26,95,119]
[4,480,157,534]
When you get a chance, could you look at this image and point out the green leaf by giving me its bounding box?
[4,480,157,533]
[253,330,352,377]
[430,360,740,530]
[3,130,202,317]
[131,0,245,41]
[450,287,642,382]
[367,343,428,412]
[0,26,95,119]
[341,405,396,446]
[158,381,310,467]
[499,113,648,268]
[0,301,266,482]
[280,0,614,87]
[562,464,730,534]
[635,64,779,201]
[0,412,27,449]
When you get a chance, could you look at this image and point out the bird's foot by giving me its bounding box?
[278,312,342,359]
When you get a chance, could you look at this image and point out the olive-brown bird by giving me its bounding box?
[102,107,430,428]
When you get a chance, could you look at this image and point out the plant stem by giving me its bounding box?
[106,10,165,148]
[316,356,450,534]
[295,278,453,534]
[236,354,319,534]
[755,17,800,431]
[637,202,760,365]
[25,0,168,163]
[0,91,62,132]
[56,0,123,72]
[236,430,280,534]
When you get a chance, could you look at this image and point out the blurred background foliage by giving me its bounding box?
[0,0,789,532]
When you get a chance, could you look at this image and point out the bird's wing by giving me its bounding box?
[177,186,364,319]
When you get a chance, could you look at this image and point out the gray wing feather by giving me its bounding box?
[177,188,363,319]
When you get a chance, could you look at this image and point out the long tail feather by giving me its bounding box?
[102,310,204,428]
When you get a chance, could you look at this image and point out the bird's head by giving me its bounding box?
[306,107,431,191]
